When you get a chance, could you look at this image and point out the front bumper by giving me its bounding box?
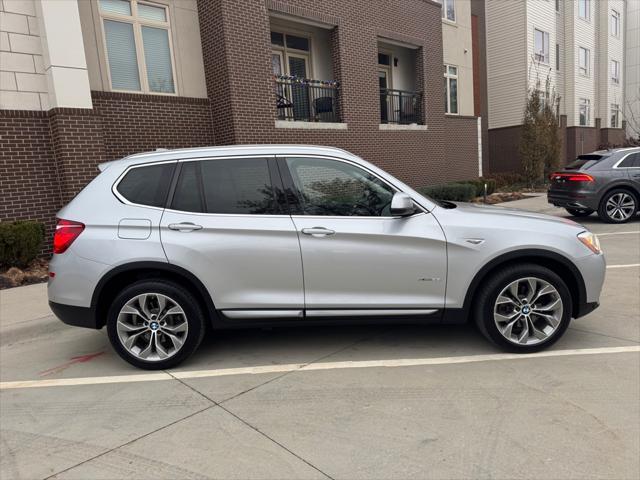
[49,301,100,329]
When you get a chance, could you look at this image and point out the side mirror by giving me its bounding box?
[390,192,415,217]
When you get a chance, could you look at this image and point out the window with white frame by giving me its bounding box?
[534,29,550,64]
[578,47,590,76]
[99,0,175,94]
[611,10,620,37]
[610,104,620,128]
[555,43,560,70]
[611,59,620,84]
[444,65,458,114]
[579,98,590,126]
[435,0,456,22]
[578,0,590,21]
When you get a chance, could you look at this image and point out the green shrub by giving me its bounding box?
[456,178,497,197]
[418,183,477,202]
[0,221,44,268]
[486,172,526,190]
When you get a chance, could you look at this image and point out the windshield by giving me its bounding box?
[565,154,609,170]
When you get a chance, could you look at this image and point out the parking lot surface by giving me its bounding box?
[1,195,639,480]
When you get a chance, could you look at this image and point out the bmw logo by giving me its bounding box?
[522,306,531,315]
[150,322,159,331]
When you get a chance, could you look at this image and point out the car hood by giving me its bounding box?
[447,202,583,228]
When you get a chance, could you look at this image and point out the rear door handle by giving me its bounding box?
[168,222,203,232]
[301,227,335,237]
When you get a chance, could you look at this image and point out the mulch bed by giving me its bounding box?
[0,258,49,290]
[471,192,533,205]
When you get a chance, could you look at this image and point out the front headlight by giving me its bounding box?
[577,231,601,254]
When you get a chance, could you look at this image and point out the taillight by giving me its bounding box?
[53,219,85,254]
[550,172,594,182]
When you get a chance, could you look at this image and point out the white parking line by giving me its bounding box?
[597,231,640,237]
[606,263,640,269]
[1,346,638,391]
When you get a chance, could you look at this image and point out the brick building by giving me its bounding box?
[1,0,483,245]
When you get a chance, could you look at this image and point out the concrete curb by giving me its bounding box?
[0,315,71,347]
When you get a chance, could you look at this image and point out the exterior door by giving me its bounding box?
[280,156,447,313]
[287,54,310,120]
[160,157,304,319]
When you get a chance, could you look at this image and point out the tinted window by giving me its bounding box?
[171,162,203,213]
[117,163,175,207]
[565,154,608,170]
[618,153,640,168]
[286,157,395,216]
[205,158,279,214]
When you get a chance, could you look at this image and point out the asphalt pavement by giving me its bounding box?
[1,195,638,480]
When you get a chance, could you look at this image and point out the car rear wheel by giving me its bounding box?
[106,280,206,370]
[474,264,572,352]
[598,189,638,223]
[565,207,594,217]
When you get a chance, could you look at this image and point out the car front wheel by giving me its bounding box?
[598,189,638,223]
[474,264,572,352]
[106,280,206,369]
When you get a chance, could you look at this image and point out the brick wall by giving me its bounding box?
[196,0,476,189]
[443,116,480,180]
[0,110,60,248]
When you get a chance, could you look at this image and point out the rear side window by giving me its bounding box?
[617,153,640,168]
[565,154,607,170]
[116,163,175,207]
[171,158,280,214]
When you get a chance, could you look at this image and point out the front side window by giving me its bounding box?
[578,0,590,20]
[610,104,620,128]
[578,47,590,76]
[611,60,620,84]
[579,98,590,126]
[171,158,280,215]
[444,65,458,114]
[286,157,395,216]
[611,10,620,37]
[99,0,175,94]
[534,29,549,64]
[117,162,175,207]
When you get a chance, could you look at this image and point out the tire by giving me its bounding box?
[597,189,638,223]
[565,207,594,217]
[474,264,572,353]
[106,280,206,370]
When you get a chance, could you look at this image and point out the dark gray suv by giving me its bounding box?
[548,147,640,223]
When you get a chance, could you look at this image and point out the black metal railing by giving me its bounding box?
[379,88,422,125]
[275,76,339,123]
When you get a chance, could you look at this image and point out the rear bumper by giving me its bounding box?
[547,192,599,211]
[49,301,100,329]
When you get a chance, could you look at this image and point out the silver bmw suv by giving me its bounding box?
[48,145,606,369]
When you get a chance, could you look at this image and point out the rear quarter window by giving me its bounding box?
[116,163,176,207]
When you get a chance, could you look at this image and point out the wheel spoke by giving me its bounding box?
[524,278,536,303]
[138,294,152,320]
[117,320,146,333]
[494,311,519,324]
[517,317,530,343]
[138,332,155,359]
[528,318,548,341]
[531,284,555,304]
[496,295,518,306]
[158,306,184,322]
[155,294,167,316]
[532,311,560,328]
[162,330,184,351]
[161,322,188,333]
[124,329,147,350]
[120,304,146,319]
[533,297,561,312]
[501,316,520,338]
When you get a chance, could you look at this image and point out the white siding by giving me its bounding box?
[525,0,557,91]
[442,0,474,116]
[486,0,526,129]
[626,0,640,138]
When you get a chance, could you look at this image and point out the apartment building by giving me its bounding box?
[1,0,483,244]
[626,0,640,140]
[485,0,627,172]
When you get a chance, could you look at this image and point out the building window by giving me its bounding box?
[611,59,620,84]
[578,0,590,21]
[610,104,620,128]
[611,10,620,37]
[436,0,456,22]
[99,0,175,94]
[578,47,590,76]
[556,44,560,70]
[579,98,590,126]
[534,29,550,64]
[444,65,458,114]
[270,30,312,78]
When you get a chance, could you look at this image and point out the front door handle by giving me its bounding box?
[168,222,203,232]
[301,227,335,237]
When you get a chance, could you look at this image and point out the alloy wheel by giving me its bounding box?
[605,193,635,221]
[493,277,563,346]
[116,293,189,361]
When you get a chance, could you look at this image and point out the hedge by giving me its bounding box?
[418,183,477,202]
[0,221,45,268]
[457,178,497,197]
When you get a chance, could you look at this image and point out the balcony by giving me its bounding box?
[274,75,340,123]
[379,89,422,125]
